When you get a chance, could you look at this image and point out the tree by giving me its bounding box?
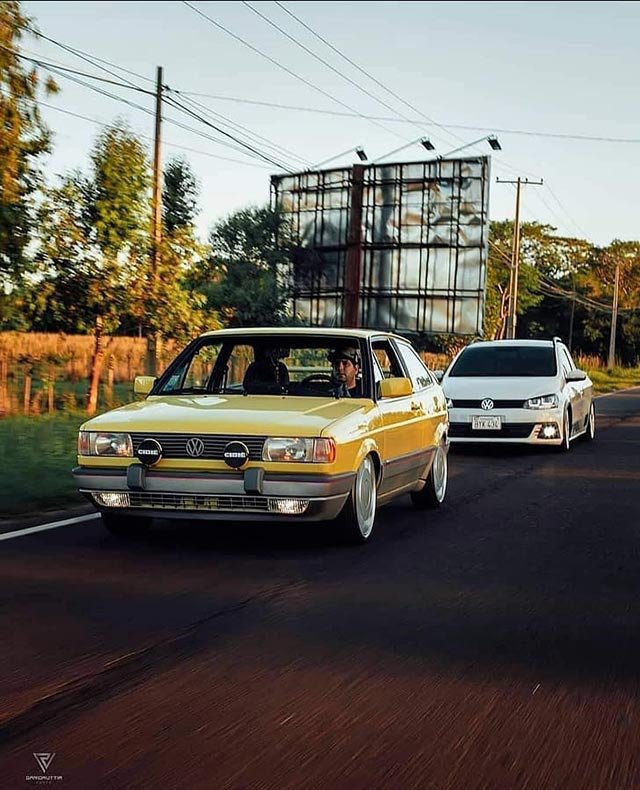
[0,1,57,315]
[484,221,591,340]
[163,157,199,234]
[194,206,295,327]
[37,122,150,413]
[132,156,214,365]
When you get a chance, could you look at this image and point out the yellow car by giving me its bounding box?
[73,328,449,543]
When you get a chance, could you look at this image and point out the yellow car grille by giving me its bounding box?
[130,433,266,461]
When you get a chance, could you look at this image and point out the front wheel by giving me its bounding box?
[582,402,596,441]
[337,455,377,544]
[411,441,448,509]
[102,512,152,537]
[556,410,571,453]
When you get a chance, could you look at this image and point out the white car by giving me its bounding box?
[440,338,595,450]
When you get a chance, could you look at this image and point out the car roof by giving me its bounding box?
[198,327,408,342]
[462,339,557,349]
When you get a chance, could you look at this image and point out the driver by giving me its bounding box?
[327,346,363,397]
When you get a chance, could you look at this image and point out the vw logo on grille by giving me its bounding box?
[481,398,494,410]
[185,437,205,457]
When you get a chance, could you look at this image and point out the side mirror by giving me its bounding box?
[134,376,156,395]
[433,370,444,383]
[379,377,413,398]
[565,369,587,383]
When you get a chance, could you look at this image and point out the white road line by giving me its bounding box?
[0,513,101,542]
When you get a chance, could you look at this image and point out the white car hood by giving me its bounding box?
[443,376,560,400]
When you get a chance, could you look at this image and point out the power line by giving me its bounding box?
[165,87,312,167]
[41,65,291,167]
[181,0,412,143]
[273,1,475,150]
[0,46,155,95]
[38,101,272,168]
[20,27,302,170]
[161,92,293,171]
[24,24,152,88]
[154,89,640,146]
[240,0,440,145]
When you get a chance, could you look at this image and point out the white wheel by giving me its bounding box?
[557,410,571,452]
[338,455,377,543]
[411,441,448,509]
[583,403,596,441]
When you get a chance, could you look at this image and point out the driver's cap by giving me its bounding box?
[328,345,360,367]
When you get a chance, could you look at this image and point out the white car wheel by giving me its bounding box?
[411,441,448,509]
[338,455,377,543]
[557,410,571,452]
[583,402,596,441]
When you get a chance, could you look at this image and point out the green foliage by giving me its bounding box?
[195,205,296,327]
[0,1,57,305]
[163,157,199,233]
[91,122,150,258]
[0,413,84,513]
[34,123,150,334]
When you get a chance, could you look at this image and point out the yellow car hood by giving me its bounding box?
[82,394,371,436]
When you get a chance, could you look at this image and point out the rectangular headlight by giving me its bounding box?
[262,437,336,463]
[78,431,133,457]
[524,394,559,410]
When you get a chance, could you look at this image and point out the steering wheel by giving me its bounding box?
[301,373,334,386]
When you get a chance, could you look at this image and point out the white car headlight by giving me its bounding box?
[78,431,133,457]
[524,394,559,410]
[262,437,336,463]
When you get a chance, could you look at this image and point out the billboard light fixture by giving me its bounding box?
[488,136,502,151]
[420,138,435,151]
[355,147,368,161]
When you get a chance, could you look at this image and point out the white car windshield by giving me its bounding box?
[449,346,557,378]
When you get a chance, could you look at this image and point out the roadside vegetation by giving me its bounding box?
[0,413,85,515]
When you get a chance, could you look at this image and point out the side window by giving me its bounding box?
[395,342,434,393]
[371,340,405,399]
[559,347,573,375]
[371,340,404,379]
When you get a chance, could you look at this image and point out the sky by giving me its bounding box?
[21,0,640,248]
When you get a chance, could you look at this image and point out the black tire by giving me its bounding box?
[556,410,571,452]
[337,455,377,544]
[582,402,596,442]
[411,441,448,509]
[102,512,152,537]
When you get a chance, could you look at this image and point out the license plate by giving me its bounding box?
[472,415,502,430]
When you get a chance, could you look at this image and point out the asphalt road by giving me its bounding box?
[1,389,640,789]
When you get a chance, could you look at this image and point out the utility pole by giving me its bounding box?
[607,260,621,369]
[344,163,365,327]
[146,65,163,376]
[568,274,576,353]
[496,176,543,339]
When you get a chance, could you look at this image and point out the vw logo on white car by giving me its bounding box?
[185,437,205,458]
[481,398,494,410]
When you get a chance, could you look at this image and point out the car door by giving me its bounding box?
[559,345,585,431]
[394,339,448,454]
[371,338,423,495]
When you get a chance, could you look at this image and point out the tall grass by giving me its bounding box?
[0,332,181,415]
[0,413,87,515]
